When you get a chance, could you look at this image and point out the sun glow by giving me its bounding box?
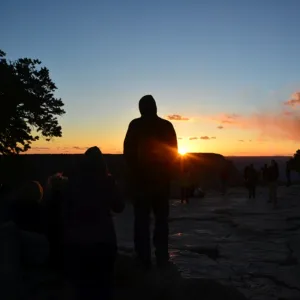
[178,147,187,155]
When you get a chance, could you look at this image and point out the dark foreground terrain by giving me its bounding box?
[3,185,299,300]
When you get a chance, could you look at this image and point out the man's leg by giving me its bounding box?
[133,196,151,268]
[152,186,170,267]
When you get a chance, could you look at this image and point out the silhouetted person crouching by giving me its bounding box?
[44,172,68,270]
[123,95,178,269]
[63,147,124,300]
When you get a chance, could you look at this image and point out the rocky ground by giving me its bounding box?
[4,185,299,299]
[115,185,300,300]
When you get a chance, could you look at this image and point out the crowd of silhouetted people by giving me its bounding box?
[1,147,125,300]
[244,159,281,208]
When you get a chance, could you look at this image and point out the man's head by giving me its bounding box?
[139,95,157,116]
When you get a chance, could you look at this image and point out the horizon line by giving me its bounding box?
[1,152,292,157]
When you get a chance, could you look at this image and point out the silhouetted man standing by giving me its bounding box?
[123,95,178,269]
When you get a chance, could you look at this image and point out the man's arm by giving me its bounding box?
[165,121,178,162]
[123,120,138,171]
[168,122,178,155]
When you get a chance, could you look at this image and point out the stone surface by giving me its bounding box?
[114,185,300,300]
[26,254,246,300]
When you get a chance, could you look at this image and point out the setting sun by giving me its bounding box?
[178,148,187,155]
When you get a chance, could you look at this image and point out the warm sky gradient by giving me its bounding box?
[1,0,300,156]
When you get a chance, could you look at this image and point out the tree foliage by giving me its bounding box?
[0,50,65,155]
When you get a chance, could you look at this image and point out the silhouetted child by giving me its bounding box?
[44,172,68,270]
[13,181,44,234]
[63,146,124,300]
[10,181,49,270]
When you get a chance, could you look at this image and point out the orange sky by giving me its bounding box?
[26,91,300,157]
[27,112,299,157]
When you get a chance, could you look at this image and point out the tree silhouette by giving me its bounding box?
[0,50,65,154]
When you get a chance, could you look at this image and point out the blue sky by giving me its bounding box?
[1,0,300,155]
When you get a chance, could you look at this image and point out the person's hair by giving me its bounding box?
[81,146,108,178]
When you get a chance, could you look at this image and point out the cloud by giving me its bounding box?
[227,113,240,119]
[239,140,244,142]
[284,92,300,107]
[73,146,89,150]
[31,147,50,150]
[283,110,294,116]
[187,136,216,140]
[257,137,268,142]
[219,113,240,124]
[208,93,300,141]
[209,114,240,125]
[167,114,189,121]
